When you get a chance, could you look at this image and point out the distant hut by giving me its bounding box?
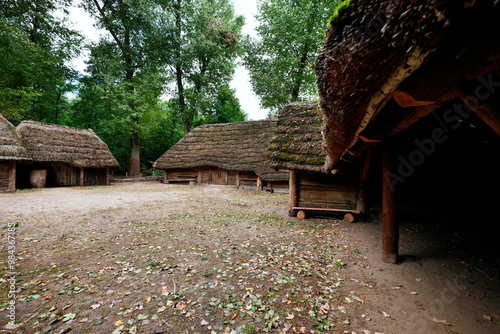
[268,102,371,221]
[0,114,31,192]
[315,0,500,262]
[16,121,119,187]
[154,120,289,191]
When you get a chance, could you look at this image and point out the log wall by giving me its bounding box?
[0,162,10,191]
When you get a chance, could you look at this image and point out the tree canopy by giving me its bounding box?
[244,0,340,116]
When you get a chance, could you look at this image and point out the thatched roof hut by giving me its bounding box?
[0,114,31,163]
[316,0,500,171]
[268,102,325,173]
[0,114,31,192]
[17,121,119,169]
[154,120,289,187]
[315,0,500,263]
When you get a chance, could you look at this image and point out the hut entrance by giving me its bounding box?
[210,167,227,185]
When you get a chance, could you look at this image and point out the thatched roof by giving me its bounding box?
[316,0,500,171]
[17,121,119,168]
[0,114,31,162]
[268,102,326,173]
[154,120,289,181]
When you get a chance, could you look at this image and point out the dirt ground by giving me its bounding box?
[1,182,499,334]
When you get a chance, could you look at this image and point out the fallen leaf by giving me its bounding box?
[62,313,76,322]
[115,320,124,326]
[91,304,100,310]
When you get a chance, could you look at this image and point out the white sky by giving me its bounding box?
[65,0,268,120]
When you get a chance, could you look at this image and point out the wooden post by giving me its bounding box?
[382,141,398,264]
[357,150,373,219]
[288,170,299,217]
[80,167,85,187]
[256,177,263,190]
[236,171,240,188]
[163,170,168,183]
[267,181,272,192]
[8,161,16,192]
[198,169,202,184]
[106,167,110,185]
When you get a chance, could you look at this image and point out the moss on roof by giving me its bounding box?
[17,120,119,168]
[154,120,289,181]
[267,102,326,172]
[0,114,31,161]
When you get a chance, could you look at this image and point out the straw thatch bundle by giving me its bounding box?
[267,102,326,172]
[17,121,119,168]
[154,120,288,181]
[0,114,31,161]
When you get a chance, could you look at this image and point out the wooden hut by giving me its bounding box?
[315,0,500,262]
[268,102,371,221]
[0,114,31,192]
[16,121,119,187]
[154,120,289,191]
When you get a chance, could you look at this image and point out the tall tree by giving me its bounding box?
[244,0,339,115]
[0,0,82,123]
[81,0,166,177]
[158,0,244,134]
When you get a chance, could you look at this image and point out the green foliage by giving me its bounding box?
[244,0,340,115]
[0,0,82,123]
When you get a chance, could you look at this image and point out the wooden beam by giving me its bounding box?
[288,170,299,216]
[8,161,16,192]
[456,88,500,136]
[198,169,202,184]
[106,167,110,185]
[393,90,434,108]
[235,171,240,188]
[382,141,398,264]
[80,167,85,187]
[357,150,373,219]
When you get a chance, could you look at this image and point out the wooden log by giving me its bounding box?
[393,90,434,108]
[289,170,299,216]
[198,169,202,184]
[236,171,240,188]
[382,141,399,264]
[106,167,110,185]
[8,162,16,191]
[296,210,306,220]
[344,213,355,223]
[80,167,85,187]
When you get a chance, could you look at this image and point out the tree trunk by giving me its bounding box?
[174,0,189,134]
[129,132,141,178]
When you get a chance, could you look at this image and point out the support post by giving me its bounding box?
[288,170,299,217]
[198,169,202,184]
[8,161,16,192]
[80,167,85,187]
[106,167,110,185]
[163,170,168,183]
[236,171,240,188]
[256,177,263,190]
[357,150,373,219]
[382,141,398,264]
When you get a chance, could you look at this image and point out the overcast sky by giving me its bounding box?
[66,0,269,120]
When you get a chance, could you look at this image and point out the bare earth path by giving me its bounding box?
[1,182,499,334]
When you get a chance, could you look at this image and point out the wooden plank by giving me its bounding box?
[80,167,84,187]
[289,171,299,216]
[357,150,373,217]
[236,171,240,187]
[293,206,361,214]
[382,141,398,264]
[299,185,358,205]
